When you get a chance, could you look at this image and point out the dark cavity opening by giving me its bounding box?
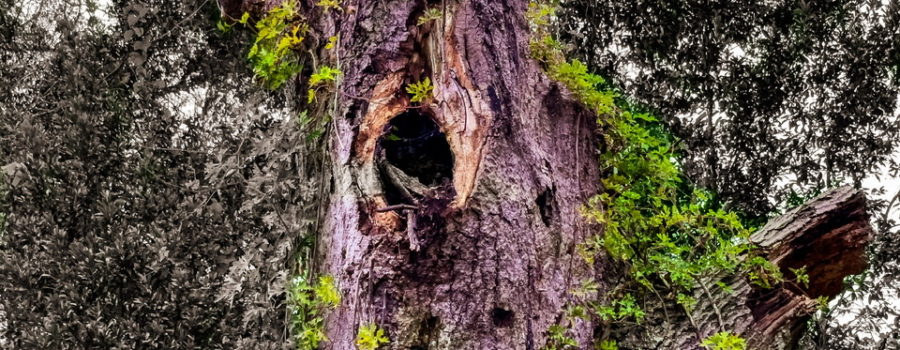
[379,110,453,187]
[536,188,556,227]
[491,307,515,328]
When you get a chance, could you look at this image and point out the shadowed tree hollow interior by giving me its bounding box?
[378,110,454,188]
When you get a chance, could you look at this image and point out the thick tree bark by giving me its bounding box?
[318,2,600,348]
[220,1,875,349]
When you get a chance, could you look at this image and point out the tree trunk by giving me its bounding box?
[318,1,600,348]
[220,1,875,349]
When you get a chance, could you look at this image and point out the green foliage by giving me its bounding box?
[815,296,830,312]
[307,65,342,107]
[525,1,556,29]
[746,256,783,289]
[316,0,342,12]
[355,323,389,350]
[229,0,344,93]
[313,275,341,306]
[245,1,308,89]
[528,0,786,346]
[406,78,434,103]
[417,8,443,25]
[585,114,759,289]
[700,332,747,350]
[289,275,342,350]
[676,293,697,313]
[596,293,645,323]
[597,339,618,350]
[217,12,249,32]
[556,0,900,225]
[325,35,339,50]
[548,60,615,116]
[526,2,565,65]
[542,324,578,350]
[309,65,342,87]
[790,266,809,288]
[716,281,734,294]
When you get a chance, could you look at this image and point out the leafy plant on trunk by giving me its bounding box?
[526,1,789,345]
[244,1,308,90]
[355,323,390,350]
[288,275,341,349]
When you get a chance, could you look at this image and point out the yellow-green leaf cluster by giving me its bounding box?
[309,65,342,87]
[406,78,434,103]
[307,65,342,104]
[289,275,341,350]
[598,340,618,350]
[316,0,342,12]
[244,1,308,90]
[355,323,389,350]
[325,35,339,50]
[417,8,443,25]
[701,332,747,350]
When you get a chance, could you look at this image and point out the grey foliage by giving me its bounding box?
[0,1,321,348]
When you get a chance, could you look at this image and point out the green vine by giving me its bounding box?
[526,1,786,347]
[288,274,341,350]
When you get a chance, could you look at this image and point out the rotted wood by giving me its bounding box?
[745,185,873,348]
[619,186,874,349]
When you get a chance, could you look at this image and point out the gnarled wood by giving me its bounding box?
[620,186,874,349]
[746,185,873,348]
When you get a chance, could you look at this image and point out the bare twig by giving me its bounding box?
[376,203,419,212]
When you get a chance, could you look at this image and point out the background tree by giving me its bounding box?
[0,0,319,348]
[558,0,900,217]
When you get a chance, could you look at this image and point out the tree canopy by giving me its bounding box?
[0,0,317,347]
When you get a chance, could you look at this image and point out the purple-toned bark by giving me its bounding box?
[221,1,874,348]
